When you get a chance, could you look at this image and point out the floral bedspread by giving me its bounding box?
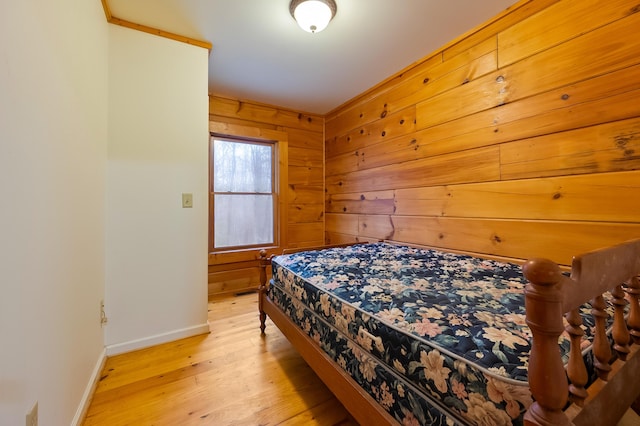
[269,243,604,425]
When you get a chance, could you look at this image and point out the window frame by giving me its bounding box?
[211,136,276,251]
[208,124,288,263]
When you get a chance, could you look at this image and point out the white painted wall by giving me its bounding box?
[0,1,108,425]
[105,25,210,353]
[0,2,209,423]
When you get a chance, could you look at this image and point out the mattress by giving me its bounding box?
[267,243,603,426]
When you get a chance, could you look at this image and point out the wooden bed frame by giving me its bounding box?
[258,240,640,425]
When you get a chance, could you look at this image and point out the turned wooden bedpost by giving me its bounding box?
[565,308,588,406]
[590,295,613,380]
[626,276,640,344]
[523,258,571,426]
[258,249,269,334]
[611,285,630,361]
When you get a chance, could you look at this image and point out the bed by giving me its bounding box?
[258,240,640,425]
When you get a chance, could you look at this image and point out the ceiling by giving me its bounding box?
[108,0,519,114]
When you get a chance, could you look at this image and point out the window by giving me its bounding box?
[210,137,277,251]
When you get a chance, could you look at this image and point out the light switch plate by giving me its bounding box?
[182,193,193,208]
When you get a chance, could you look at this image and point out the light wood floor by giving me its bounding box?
[83,292,358,425]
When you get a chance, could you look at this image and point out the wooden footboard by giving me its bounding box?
[523,239,640,425]
[258,250,397,425]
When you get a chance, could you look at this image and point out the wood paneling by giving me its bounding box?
[498,0,636,67]
[417,11,640,130]
[325,232,376,246]
[389,217,640,266]
[288,222,324,249]
[440,0,562,60]
[326,191,395,215]
[358,214,395,241]
[417,68,509,129]
[325,0,640,262]
[325,213,359,237]
[289,165,323,186]
[288,185,323,204]
[500,118,640,179]
[209,96,323,133]
[395,171,640,223]
[208,267,261,295]
[414,64,640,159]
[324,0,561,121]
[504,10,640,100]
[325,55,443,140]
[326,46,497,160]
[326,146,501,194]
[209,95,324,295]
[404,50,499,120]
[289,203,324,223]
[326,106,416,160]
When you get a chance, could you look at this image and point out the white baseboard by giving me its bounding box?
[105,323,210,356]
[72,348,107,426]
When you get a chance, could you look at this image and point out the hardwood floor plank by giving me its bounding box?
[83,293,358,425]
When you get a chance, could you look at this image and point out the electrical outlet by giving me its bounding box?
[100,300,108,326]
[26,402,37,426]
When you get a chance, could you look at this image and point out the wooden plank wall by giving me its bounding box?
[208,95,324,295]
[325,0,640,266]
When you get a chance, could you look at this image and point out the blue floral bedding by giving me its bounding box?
[267,243,602,425]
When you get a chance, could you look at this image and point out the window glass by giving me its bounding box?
[213,140,272,193]
[211,138,275,250]
[214,194,274,248]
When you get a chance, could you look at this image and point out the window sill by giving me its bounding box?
[208,245,282,265]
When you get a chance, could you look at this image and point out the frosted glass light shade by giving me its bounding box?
[290,0,337,33]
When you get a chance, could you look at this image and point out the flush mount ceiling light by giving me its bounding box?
[290,0,337,33]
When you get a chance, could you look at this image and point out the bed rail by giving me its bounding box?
[256,246,398,425]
